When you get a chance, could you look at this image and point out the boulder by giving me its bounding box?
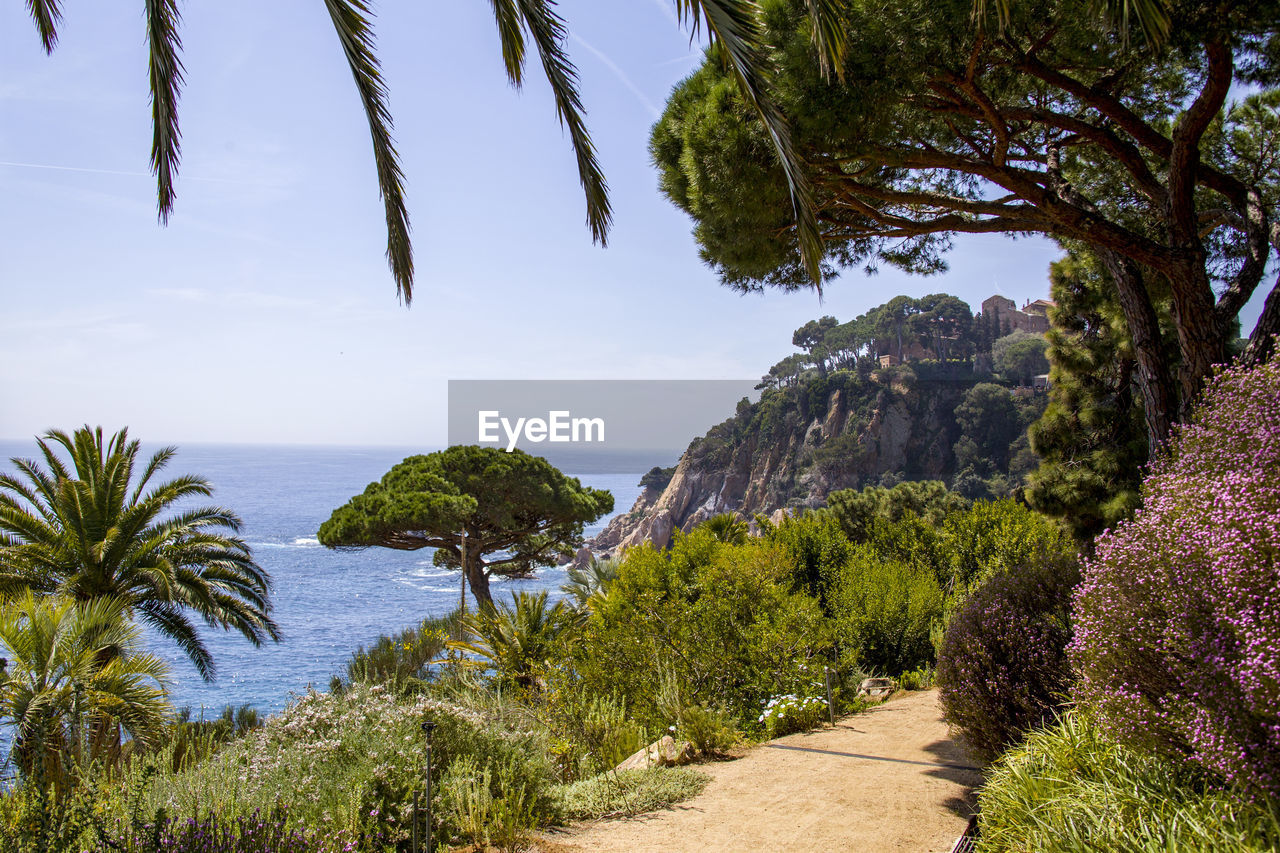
[615,735,696,771]
[857,677,896,699]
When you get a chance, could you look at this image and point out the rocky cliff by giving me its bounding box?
[582,368,977,561]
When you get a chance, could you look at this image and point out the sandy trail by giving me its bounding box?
[546,690,980,853]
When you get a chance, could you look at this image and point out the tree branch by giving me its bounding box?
[1215,192,1273,331]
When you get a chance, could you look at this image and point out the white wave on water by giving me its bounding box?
[394,578,460,594]
[249,537,322,549]
[407,565,454,580]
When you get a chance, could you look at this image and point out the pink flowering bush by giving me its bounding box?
[1070,356,1280,797]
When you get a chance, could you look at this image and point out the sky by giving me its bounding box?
[1,2,1264,447]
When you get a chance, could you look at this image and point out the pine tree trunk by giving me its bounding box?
[464,554,493,610]
[1101,252,1177,450]
[1166,257,1228,420]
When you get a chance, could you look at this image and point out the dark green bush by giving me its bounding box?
[760,510,853,614]
[827,480,969,543]
[936,555,1080,762]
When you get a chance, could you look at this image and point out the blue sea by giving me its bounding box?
[0,442,647,719]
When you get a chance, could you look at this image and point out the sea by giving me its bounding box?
[0,442,651,719]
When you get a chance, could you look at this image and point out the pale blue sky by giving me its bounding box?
[2,2,1255,446]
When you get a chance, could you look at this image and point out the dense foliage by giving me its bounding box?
[826,480,969,542]
[1071,355,1280,798]
[936,555,1081,762]
[574,530,831,730]
[828,548,943,675]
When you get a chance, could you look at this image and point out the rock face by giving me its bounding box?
[583,372,972,562]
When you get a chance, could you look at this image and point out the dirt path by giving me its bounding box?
[547,690,980,853]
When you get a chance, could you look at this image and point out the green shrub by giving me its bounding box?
[438,755,538,852]
[577,531,830,732]
[570,693,648,777]
[674,704,737,756]
[556,767,710,821]
[0,775,97,853]
[655,669,737,756]
[937,498,1069,591]
[828,548,943,675]
[758,694,828,738]
[936,555,1080,762]
[977,713,1280,853]
[760,511,854,614]
[336,613,455,690]
[158,703,264,772]
[898,665,935,691]
[827,480,969,543]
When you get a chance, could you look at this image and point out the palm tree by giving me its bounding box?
[18,1,845,300]
[0,592,170,786]
[0,426,280,682]
[700,513,750,545]
[559,555,619,614]
[450,590,571,691]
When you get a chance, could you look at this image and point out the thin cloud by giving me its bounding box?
[650,0,680,27]
[654,53,703,69]
[569,34,661,119]
[0,160,260,185]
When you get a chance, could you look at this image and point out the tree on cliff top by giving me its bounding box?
[318,446,613,609]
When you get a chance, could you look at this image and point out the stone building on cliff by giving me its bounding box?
[981,295,1052,334]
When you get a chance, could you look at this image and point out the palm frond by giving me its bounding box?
[130,445,177,504]
[323,0,414,303]
[513,0,612,245]
[1,428,278,684]
[137,600,215,682]
[488,0,527,86]
[25,0,62,53]
[804,0,847,81]
[674,0,824,287]
[975,0,1171,45]
[144,0,186,223]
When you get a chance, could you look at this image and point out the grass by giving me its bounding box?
[556,767,711,821]
[977,711,1280,853]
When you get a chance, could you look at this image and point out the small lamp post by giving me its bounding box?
[421,720,437,852]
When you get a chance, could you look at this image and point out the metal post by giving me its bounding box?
[825,667,835,726]
[422,720,436,852]
[412,791,419,853]
[458,531,467,642]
